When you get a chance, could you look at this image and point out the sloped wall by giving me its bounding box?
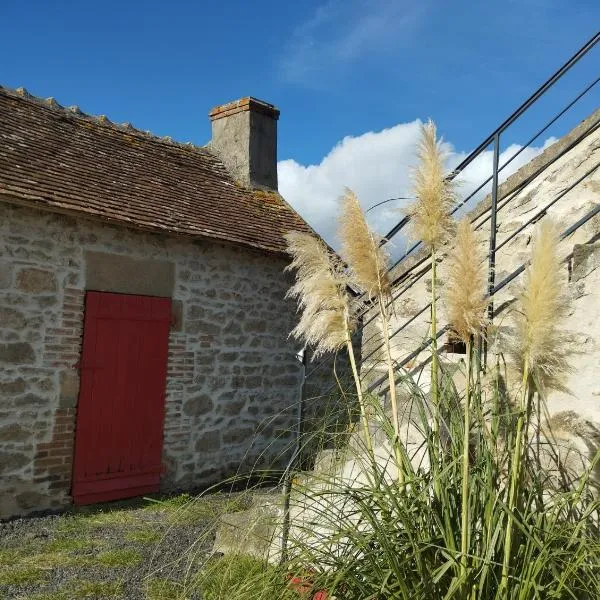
[363,109,600,445]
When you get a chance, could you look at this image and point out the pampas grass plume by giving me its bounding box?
[284,231,353,357]
[339,188,391,301]
[408,120,455,249]
[512,219,572,392]
[445,218,488,343]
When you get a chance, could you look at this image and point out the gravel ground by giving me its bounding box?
[0,492,249,600]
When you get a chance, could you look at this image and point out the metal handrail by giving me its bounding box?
[366,167,600,394]
[382,31,600,244]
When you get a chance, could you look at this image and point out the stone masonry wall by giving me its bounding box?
[0,201,303,518]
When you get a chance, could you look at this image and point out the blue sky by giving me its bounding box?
[1,1,598,243]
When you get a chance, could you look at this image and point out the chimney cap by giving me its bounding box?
[209,97,280,121]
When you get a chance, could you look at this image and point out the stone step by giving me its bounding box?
[212,487,285,562]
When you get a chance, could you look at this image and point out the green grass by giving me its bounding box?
[0,566,47,586]
[0,492,256,598]
[96,549,143,568]
[29,580,125,599]
[20,551,88,569]
[124,527,163,544]
[0,549,22,567]
[143,492,251,526]
[145,578,185,600]
[196,555,298,600]
[45,536,102,553]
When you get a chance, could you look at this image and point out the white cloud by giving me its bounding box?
[281,0,426,85]
[278,122,556,253]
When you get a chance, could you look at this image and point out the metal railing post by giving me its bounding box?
[483,133,501,368]
[488,133,501,320]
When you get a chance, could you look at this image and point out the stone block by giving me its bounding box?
[219,393,246,416]
[572,243,600,283]
[0,451,29,474]
[59,370,80,408]
[195,430,221,452]
[171,300,183,332]
[0,342,35,364]
[16,491,45,511]
[186,319,222,335]
[0,262,13,288]
[0,378,26,395]
[222,425,254,445]
[85,251,175,297]
[183,394,214,417]
[16,268,57,294]
[0,306,27,330]
[14,393,46,407]
[0,423,30,442]
[245,319,267,334]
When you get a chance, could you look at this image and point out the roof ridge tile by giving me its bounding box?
[1,84,204,153]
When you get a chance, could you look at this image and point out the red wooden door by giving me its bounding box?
[72,291,171,505]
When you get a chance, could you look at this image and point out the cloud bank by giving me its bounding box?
[278,121,556,251]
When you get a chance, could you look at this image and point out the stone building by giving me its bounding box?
[0,87,314,518]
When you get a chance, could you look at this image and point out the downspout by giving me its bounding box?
[280,345,308,565]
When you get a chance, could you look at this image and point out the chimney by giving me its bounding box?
[209,97,280,191]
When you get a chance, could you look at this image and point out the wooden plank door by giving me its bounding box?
[72,291,171,505]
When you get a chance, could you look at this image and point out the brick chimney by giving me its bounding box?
[209,97,280,191]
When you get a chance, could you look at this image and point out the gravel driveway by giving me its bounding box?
[0,492,248,600]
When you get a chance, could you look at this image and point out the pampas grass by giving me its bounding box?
[501,218,573,592]
[445,218,488,345]
[444,217,488,579]
[284,231,352,358]
[511,219,572,395]
[407,120,455,251]
[339,188,391,301]
[339,188,405,483]
[284,231,373,453]
[408,120,456,448]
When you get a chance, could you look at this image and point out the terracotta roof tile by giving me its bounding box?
[0,86,313,255]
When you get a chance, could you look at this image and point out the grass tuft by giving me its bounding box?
[96,549,143,568]
[145,578,184,600]
[0,566,47,586]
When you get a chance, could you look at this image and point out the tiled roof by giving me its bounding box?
[0,86,313,255]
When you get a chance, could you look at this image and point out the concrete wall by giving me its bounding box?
[363,111,600,447]
[0,201,303,518]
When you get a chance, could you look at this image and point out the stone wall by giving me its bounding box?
[363,110,600,438]
[0,201,304,518]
